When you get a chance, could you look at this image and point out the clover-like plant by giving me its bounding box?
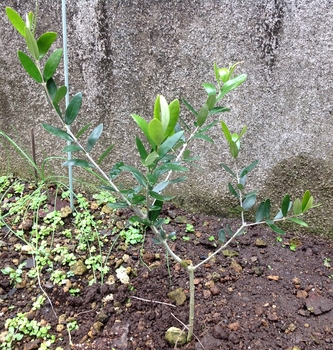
[5,7,317,344]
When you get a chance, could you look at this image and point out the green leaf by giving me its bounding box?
[86,123,103,153]
[148,200,163,222]
[159,95,170,133]
[228,182,239,198]
[6,7,26,37]
[266,220,285,234]
[182,98,198,116]
[130,195,146,205]
[237,183,244,191]
[206,95,216,110]
[220,163,237,178]
[165,99,180,138]
[65,92,82,125]
[281,194,291,217]
[302,190,313,213]
[98,144,114,165]
[17,51,42,83]
[196,104,209,127]
[293,198,302,215]
[229,140,239,159]
[256,201,266,222]
[107,202,129,209]
[43,48,63,81]
[218,229,226,243]
[148,118,164,146]
[63,159,94,168]
[109,162,124,179]
[46,78,57,100]
[239,173,246,187]
[25,27,39,60]
[287,217,308,227]
[218,74,247,100]
[144,151,159,167]
[242,194,256,210]
[149,191,174,201]
[154,95,161,121]
[209,106,230,114]
[192,133,214,143]
[120,165,147,187]
[239,125,247,138]
[240,160,259,178]
[154,162,188,176]
[274,209,283,220]
[202,82,216,95]
[198,120,219,133]
[132,114,155,148]
[63,144,83,152]
[76,123,92,138]
[37,32,57,59]
[158,130,184,158]
[221,121,231,142]
[42,123,73,142]
[153,181,169,193]
[54,86,67,104]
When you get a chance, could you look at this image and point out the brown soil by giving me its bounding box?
[1,183,333,350]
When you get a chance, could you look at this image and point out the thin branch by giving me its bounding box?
[130,295,176,308]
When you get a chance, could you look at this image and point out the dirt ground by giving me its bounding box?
[0,184,333,350]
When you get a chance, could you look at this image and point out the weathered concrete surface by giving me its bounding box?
[0,1,332,236]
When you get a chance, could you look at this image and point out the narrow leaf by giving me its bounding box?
[266,220,285,234]
[198,120,219,133]
[107,202,129,209]
[228,182,239,198]
[154,95,161,121]
[132,114,155,148]
[52,101,62,119]
[256,201,266,222]
[42,123,73,142]
[37,32,57,59]
[192,133,214,143]
[46,78,57,100]
[25,27,39,60]
[148,200,163,222]
[221,121,231,142]
[153,181,169,193]
[230,140,239,159]
[182,98,198,116]
[158,130,184,158]
[76,123,92,138]
[86,123,103,153]
[98,144,114,165]
[17,51,42,83]
[148,118,164,146]
[196,104,209,127]
[287,217,308,227]
[240,160,259,178]
[54,86,67,104]
[159,95,170,133]
[65,92,82,125]
[165,99,180,137]
[242,194,256,210]
[43,48,63,81]
[6,7,26,37]
[209,106,230,114]
[109,162,124,179]
[220,163,237,178]
[206,95,216,110]
[202,82,216,95]
[218,74,247,100]
[281,194,291,217]
[154,162,188,177]
[120,165,147,187]
[63,159,94,168]
[293,198,302,215]
[63,144,83,152]
[218,229,226,243]
[144,151,159,166]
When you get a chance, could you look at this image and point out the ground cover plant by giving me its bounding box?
[1,6,331,350]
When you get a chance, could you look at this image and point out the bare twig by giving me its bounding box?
[130,295,176,308]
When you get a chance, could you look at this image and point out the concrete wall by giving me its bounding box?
[1,0,332,236]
